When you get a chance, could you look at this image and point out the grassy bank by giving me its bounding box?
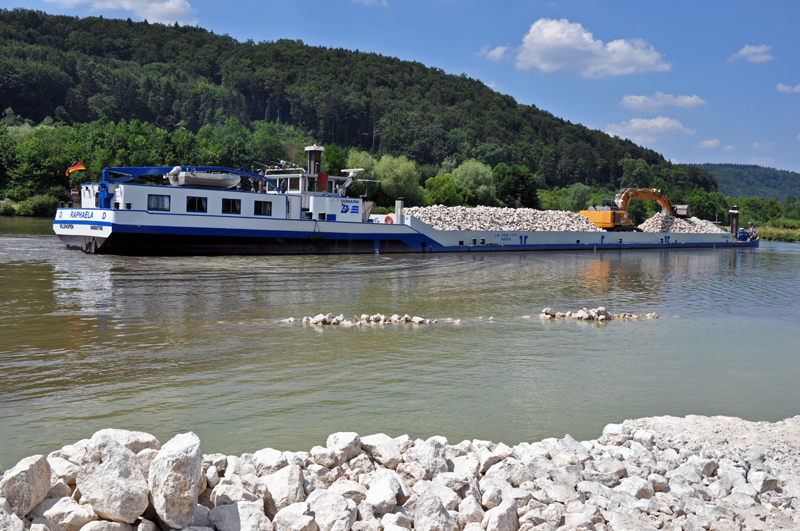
[757,227,800,243]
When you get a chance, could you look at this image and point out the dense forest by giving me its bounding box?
[1,8,799,232]
[692,164,800,202]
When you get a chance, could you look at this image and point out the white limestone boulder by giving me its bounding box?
[0,455,52,517]
[364,474,402,514]
[413,491,456,531]
[79,522,134,531]
[615,476,654,500]
[457,495,484,528]
[0,511,27,531]
[327,433,361,462]
[360,434,402,470]
[306,488,357,531]
[210,500,273,531]
[147,431,203,529]
[310,446,338,468]
[481,501,520,531]
[89,429,160,455]
[263,464,305,518]
[273,502,319,531]
[403,439,449,480]
[77,439,149,524]
[254,448,288,476]
[48,457,79,486]
[328,479,368,505]
[42,496,97,531]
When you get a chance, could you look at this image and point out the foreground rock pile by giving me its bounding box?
[2,416,800,531]
[403,206,604,232]
[539,307,658,321]
[639,213,726,234]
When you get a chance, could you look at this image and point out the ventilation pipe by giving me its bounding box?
[395,198,405,224]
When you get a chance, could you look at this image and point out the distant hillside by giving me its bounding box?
[0,7,717,194]
[691,164,800,201]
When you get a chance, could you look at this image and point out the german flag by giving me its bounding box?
[66,160,86,176]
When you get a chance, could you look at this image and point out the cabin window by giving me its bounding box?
[187,197,207,213]
[222,198,241,214]
[254,201,272,216]
[147,194,170,211]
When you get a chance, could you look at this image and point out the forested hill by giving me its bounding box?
[692,164,800,201]
[0,8,716,193]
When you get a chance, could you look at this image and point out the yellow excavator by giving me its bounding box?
[579,188,691,231]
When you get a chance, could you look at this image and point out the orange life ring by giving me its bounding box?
[385,215,393,224]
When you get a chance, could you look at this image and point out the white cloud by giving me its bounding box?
[477,45,509,61]
[605,117,694,144]
[486,46,509,61]
[698,139,720,149]
[797,133,800,141]
[752,142,775,150]
[723,145,736,151]
[620,92,706,112]
[352,0,388,5]
[777,83,800,93]
[728,44,773,63]
[750,157,775,166]
[44,0,198,24]
[514,18,671,78]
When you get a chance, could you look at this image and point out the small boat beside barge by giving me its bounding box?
[53,145,758,255]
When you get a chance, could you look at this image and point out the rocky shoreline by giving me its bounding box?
[2,415,798,531]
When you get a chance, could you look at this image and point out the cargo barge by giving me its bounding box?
[53,146,758,255]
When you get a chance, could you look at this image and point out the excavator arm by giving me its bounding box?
[615,188,678,216]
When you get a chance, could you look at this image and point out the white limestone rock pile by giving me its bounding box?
[404,206,605,232]
[300,313,435,326]
[639,212,726,233]
[539,307,659,321]
[3,416,800,531]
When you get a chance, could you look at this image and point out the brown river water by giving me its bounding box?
[1,217,799,469]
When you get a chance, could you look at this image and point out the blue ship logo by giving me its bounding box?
[341,205,350,213]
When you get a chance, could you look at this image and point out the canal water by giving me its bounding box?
[1,218,798,469]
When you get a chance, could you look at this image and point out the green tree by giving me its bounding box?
[492,163,538,209]
[373,154,424,206]
[451,159,497,206]
[560,182,591,212]
[619,158,653,189]
[424,174,464,206]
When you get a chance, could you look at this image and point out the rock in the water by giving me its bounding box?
[148,431,203,529]
[77,439,149,523]
[0,455,52,517]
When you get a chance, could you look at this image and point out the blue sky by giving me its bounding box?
[6,0,800,172]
